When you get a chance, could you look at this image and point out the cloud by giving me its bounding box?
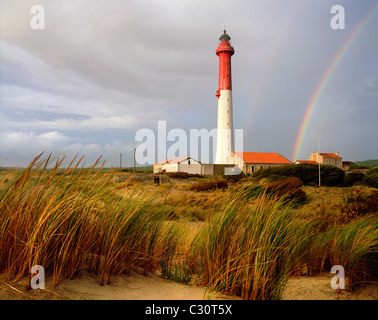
[0,130,69,151]
[0,0,377,166]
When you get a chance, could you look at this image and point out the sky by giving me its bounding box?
[0,0,377,167]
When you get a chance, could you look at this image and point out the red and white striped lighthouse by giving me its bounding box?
[215,30,235,164]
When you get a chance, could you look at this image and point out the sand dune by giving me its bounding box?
[1,270,376,300]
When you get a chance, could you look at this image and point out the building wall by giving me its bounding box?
[227,153,244,171]
[153,164,163,174]
[156,158,201,173]
[162,163,179,172]
[244,163,288,174]
[203,164,234,175]
[322,156,342,168]
[309,152,342,168]
[200,164,215,175]
[309,152,321,163]
[177,164,202,175]
[158,163,234,175]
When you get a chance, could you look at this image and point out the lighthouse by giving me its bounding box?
[215,30,235,164]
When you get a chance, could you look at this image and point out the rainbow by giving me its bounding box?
[292,4,378,161]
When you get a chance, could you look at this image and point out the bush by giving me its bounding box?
[266,177,306,205]
[361,167,378,188]
[166,172,204,179]
[253,164,345,186]
[222,172,246,182]
[234,177,306,206]
[344,172,365,187]
[334,189,378,224]
[188,179,229,191]
[349,164,368,170]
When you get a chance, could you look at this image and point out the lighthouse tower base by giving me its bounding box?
[215,89,234,164]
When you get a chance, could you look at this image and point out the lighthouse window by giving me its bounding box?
[227,122,229,126]
[227,110,229,113]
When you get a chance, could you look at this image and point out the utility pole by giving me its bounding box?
[120,153,122,170]
[318,135,321,187]
[133,148,136,174]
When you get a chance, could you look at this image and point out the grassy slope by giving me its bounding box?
[0,158,377,299]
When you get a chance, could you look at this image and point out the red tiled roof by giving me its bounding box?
[155,160,169,165]
[296,160,318,165]
[320,153,341,158]
[234,152,292,164]
[166,157,190,164]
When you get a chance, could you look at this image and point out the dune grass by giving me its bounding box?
[313,215,378,288]
[0,155,376,299]
[192,185,313,300]
[187,181,377,299]
[0,154,182,287]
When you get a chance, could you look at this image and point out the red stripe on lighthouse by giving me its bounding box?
[216,31,234,98]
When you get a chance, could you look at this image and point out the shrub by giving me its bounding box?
[188,179,229,192]
[161,258,193,285]
[253,164,345,186]
[266,177,306,205]
[234,177,306,205]
[334,189,378,224]
[320,165,345,186]
[344,172,365,187]
[361,167,378,188]
[222,172,246,182]
[166,172,204,179]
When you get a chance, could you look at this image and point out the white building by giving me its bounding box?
[153,157,201,174]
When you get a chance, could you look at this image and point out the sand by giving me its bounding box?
[282,274,377,300]
[0,270,376,300]
[0,270,239,300]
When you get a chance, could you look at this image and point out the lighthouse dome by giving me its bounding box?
[219,30,231,42]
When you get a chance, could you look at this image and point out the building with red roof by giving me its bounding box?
[308,152,343,168]
[228,152,293,174]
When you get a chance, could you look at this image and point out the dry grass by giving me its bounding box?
[0,155,377,299]
[0,154,183,287]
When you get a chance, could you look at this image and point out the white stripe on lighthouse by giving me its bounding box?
[215,89,234,164]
